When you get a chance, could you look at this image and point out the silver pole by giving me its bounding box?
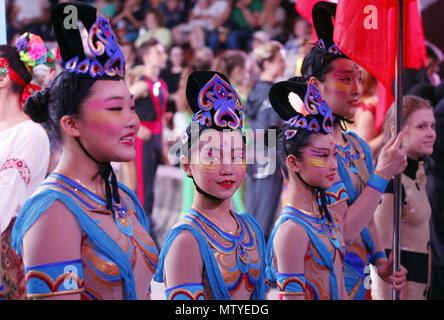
[392,0,404,301]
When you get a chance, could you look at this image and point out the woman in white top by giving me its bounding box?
[0,41,50,299]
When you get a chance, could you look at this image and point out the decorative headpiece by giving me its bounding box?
[270,77,334,223]
[51,2,125,79]
[269,78,333,139]
[186,71,244,131]
[312,2,344,57]
[301,1,348,81]
[48,3,126,212]
[15,32,56,73]
[0,32,54,105]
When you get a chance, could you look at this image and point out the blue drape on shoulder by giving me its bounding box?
[266,211,340,300]
[11,182,150,300]
[154,212,267,300]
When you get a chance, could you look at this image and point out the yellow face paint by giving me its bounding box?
[308,157,328,168]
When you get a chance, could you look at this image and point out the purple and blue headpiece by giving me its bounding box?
[186,71,244,131]
[51,2,125,80]
[269,78,333,138]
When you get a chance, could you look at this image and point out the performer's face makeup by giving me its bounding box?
[76,80,140,162]
[186,129,246,200]
[403,107,436,160]
[316,58,362,119]
[290,133,337,189]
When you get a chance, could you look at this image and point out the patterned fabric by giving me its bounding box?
[266,205,346,300]
[25,259,84,299]
[0,284,4,300]
[327,131,383,300]
[276,273,306,296]
[155,210,267,300]
[1,218,26,300]
[165,282,206,300]
[12,173,158,300]
[1,159,31,185]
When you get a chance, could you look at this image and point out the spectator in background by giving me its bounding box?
[172,0,228,50]
[128,39,169,232]
[257,0,286,42]
[244,40,286,240]
[158,0,188,30]
[9,0,52,40]
[208,0,264,52]
[135,9,173,49]
[283,16,313,79]
[111,0,145,42]
[160,45,186,118]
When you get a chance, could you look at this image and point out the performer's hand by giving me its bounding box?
[374,127,408,179]
[376,251,408,292]
[137,126,152,141]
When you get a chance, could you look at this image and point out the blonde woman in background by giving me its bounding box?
[371,96,436,300]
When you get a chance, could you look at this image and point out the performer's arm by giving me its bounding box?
[164,230,206,300]
[331,130,407,243]
[273,221,308,300]
[22,200,83,300]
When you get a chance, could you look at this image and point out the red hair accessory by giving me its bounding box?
[21,83,42,106]
[0,57,26,87]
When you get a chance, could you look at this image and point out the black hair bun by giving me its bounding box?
[24,87,50,123]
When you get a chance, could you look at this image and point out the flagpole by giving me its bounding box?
[0,0,7,45]
[392,0,404,301]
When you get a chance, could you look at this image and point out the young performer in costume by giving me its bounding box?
[11,3,158,300]
[154,71,268,300]
[300,2,408,299]
[0,33,53,299]
[265,78,407,300]
[372,96,436,300]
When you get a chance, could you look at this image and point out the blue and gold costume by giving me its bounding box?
[12,172,159,300]
[154,70,268,300]
[326,131,387,299]
[266,205,346,300]
[155,208,268,300]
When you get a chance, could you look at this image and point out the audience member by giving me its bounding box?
[135,8,173,49]
[283,16,313,79]
[208,0,264,52]
[172,0,228,50]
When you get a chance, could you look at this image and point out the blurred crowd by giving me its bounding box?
[3,0,444,241]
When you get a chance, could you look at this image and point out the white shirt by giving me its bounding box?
[0,120,50,233]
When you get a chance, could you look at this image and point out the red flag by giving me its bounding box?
[333,0,427,130]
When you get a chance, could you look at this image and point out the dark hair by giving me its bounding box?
[24,71,96,139]
[301,46,339,82]
[271,123,317,179]
[0,45,32,94]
